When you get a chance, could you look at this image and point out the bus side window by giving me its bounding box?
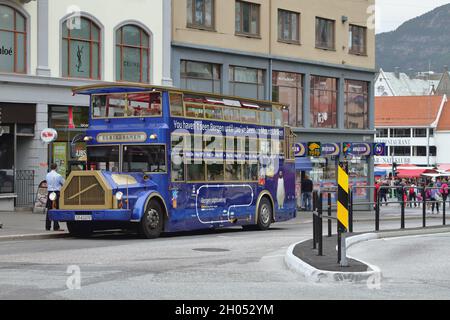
[187,161,205,181]
[170,92,184,117]
[171,159,185,182]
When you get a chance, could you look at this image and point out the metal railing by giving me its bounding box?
[311,186,449,264]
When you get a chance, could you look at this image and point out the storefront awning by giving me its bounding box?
[397,169,428,178]
[295,157,312,171]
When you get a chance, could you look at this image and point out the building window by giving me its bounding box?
[187,0,214,29]
[413,146,427,157]
[349,25,367,55]
[429,146,437,157]
[181,60,221,93]
[310,76,338,128]
[315,17,335,50]
[0,4,26,73]
[345,80,369,129]
[413,128,427,137]
[235,1,260,37]
[391,128,411,138]
[278,9,300,44]
[272,71,303,127]
[391,146,411,157]
[62,17,101,79]
[116,24,150,83]
[429,128,434,137]
[229,66,265,100]
[376,129,388,138]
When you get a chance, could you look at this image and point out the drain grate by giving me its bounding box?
[193,248,230,252]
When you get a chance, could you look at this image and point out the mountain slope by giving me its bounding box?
[376,4,450,72]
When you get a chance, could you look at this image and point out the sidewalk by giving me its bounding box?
[0,211,68,241]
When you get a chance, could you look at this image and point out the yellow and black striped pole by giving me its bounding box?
[337,161,349,265]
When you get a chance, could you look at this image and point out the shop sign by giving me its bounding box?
[321,143,340,156]
[375,138,411,146]
[294,143,307,157]
[97,132,147,143]
[343,142,371,157]
[372,143,387,156]
[308,142,322,157]
[0,46,13,56]
[40,128,58,143]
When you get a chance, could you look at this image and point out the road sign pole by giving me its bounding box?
[337,161,349,267]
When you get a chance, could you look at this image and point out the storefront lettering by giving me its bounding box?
[375,138,411,146]
[0,46,13,56]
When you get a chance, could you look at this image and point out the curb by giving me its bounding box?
[285,226,450,283]
[284,239,382,284]
[0,232,70,242]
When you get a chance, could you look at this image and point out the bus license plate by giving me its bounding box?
[75,215,92,221]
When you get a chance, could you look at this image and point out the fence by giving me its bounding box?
[311,186,449,264]
[15,170,35,207]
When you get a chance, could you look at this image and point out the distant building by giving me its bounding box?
[375,95,448,167]
[435,67,450,97]
[375,68,438,97]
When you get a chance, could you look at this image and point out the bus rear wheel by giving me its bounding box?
[140,199,164,239]
[67,222,94,238]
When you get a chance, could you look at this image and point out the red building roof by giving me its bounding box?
[375,96,446,127]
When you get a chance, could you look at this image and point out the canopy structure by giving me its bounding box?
[438,164,450,172]
[397,168,439,178]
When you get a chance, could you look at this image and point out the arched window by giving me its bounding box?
[0,4,26,73]
[62,16,101,79]
[116,24,150,83]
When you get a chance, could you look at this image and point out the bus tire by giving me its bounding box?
[67,222,93,238]
[256,197,273,230]
[140,199,164,239]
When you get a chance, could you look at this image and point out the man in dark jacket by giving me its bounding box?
[301,176,314,211]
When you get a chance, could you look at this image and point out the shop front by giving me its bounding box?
[0,103,36,210]
[48,106,89,178]
[294,141,374,209]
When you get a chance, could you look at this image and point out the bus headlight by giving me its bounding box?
[49,192,57,201]
[115,192,124,201]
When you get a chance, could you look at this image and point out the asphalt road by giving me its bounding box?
[0,215,448,300]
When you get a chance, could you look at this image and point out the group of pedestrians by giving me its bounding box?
[375,177,449,214]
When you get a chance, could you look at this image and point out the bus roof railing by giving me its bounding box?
[72,83,288,109]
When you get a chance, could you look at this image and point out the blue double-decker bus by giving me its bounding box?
[49,84,297,238]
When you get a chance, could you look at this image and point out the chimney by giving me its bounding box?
[394,67,400,79]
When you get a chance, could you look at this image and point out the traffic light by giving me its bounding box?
[392,162,398,177]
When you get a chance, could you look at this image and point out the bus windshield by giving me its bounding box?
[87,145,120,171]
[92,92,162,118]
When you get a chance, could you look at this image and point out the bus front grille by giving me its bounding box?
[63,175,106,207]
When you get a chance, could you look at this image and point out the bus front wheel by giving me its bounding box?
[140,199,164,239]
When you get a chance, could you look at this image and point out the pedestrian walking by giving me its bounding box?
[408,184,417,208]
[430,184,441,214]
[45,163,65,231]
[379,181,388,206]
[301,175,313,211]
[440,180,448,210]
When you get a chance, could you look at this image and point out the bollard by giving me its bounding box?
[375,192,380,231]
[401,189,405,229]
[337,223,341,264]
[349,191,353,233]
[327,193,332,237]
[422,189,426,228]
[312,192,317,249]
[318,193,323,256]
[443,196,446,226]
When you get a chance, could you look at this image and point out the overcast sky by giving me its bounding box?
[376,0,450,33]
